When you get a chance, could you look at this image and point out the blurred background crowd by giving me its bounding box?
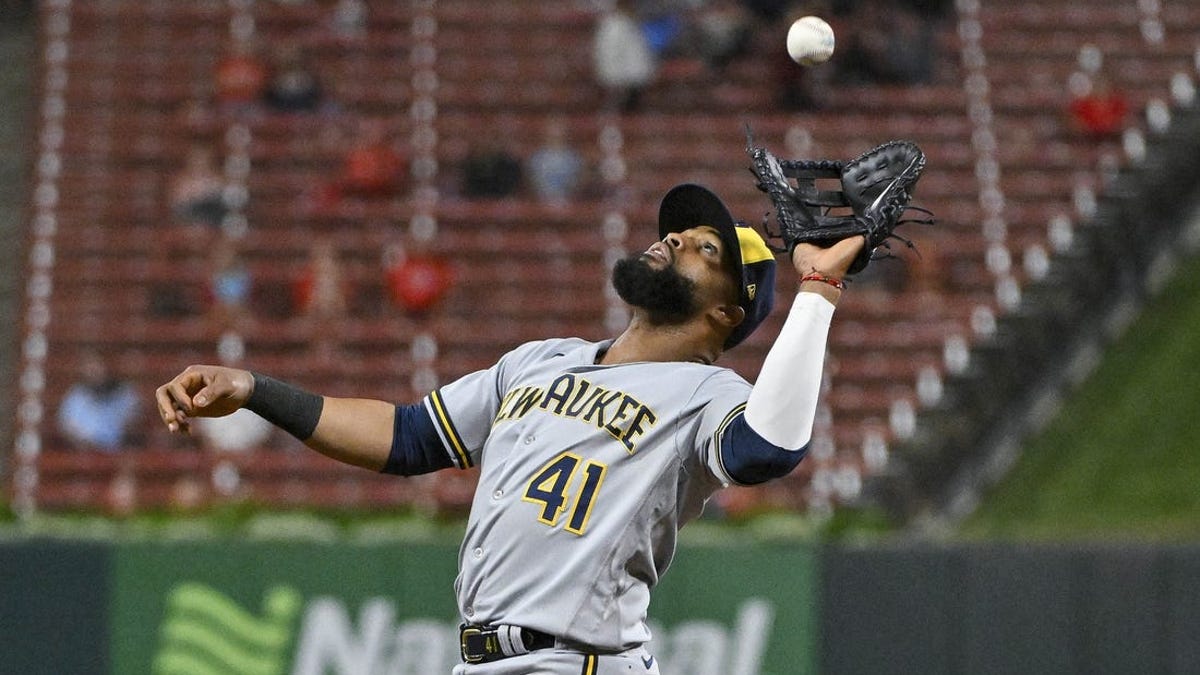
[0,0,1197,533]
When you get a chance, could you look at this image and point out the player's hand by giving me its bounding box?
[155,365,254,434]
[791,235,867,279]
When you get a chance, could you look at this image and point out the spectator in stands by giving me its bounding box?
[639,4,686,61]
[293,236,350,362]
[214,39,269,114]
[383,240,454,316]
[1067,73,1129,139]
[338,119,407,198]
[461,138,523,199]
[263,43,324,114]
[170,144,228,230]
[688,0,753,72]
[293,236,349,320]
[593,0,657,112]
[527,117,585,205]
[56,350,140,452]
[208,236,253,331]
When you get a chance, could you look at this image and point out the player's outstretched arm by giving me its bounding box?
[155,365,394,471]
[716,236,868,484]
[742,236,865,451]
[305,396,395,471]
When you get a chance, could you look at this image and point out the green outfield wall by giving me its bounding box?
[2,540,1199,674]
[110,541,816,675]
[0,539,817,675]
[0,540,109,674]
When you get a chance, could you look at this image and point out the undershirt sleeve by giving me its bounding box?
[711,292,833,485]
[744,291,834,450]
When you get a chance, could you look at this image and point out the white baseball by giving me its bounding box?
[787,16,835,67]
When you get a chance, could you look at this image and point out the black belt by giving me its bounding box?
[459,623,557,663]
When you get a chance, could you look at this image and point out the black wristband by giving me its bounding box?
[244,373,324,441]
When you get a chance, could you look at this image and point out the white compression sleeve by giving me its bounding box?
[744,291,835,449]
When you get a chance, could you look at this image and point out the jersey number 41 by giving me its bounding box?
[521,452,609,536]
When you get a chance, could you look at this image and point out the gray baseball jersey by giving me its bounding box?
[424,337,751,652]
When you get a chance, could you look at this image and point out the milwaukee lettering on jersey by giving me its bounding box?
[493,373,657,454]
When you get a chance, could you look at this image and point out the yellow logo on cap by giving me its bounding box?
[747,284,757,300]
[736,227,774,265]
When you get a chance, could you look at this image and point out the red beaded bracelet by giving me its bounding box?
[800,272,846,290]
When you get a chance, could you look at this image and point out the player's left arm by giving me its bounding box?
[718,237,863,484]
[155,365,453,475]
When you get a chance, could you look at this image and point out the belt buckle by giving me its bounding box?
[459,625,497,664]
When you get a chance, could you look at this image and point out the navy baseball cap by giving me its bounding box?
[658,183,776,349]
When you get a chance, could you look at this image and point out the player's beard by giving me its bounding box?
[611,253,698,325]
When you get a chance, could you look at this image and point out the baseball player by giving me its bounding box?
[156,184,863,674]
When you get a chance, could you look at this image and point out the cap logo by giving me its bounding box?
[747,284,757,300]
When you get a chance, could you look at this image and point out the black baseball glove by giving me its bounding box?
[747,131,932,275]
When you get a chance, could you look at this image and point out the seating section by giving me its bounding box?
[11,0,1197,516]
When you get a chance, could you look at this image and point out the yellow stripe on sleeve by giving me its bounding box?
[712,403,748,449]
[713,402,749,484]
[429,390,472,469]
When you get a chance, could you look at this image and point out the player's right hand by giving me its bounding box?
[792,235,866,279]
[155,365,254,434]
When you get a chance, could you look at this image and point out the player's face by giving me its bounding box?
[611,226,738,325]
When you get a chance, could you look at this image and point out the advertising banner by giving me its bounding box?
[110,541,818,675]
